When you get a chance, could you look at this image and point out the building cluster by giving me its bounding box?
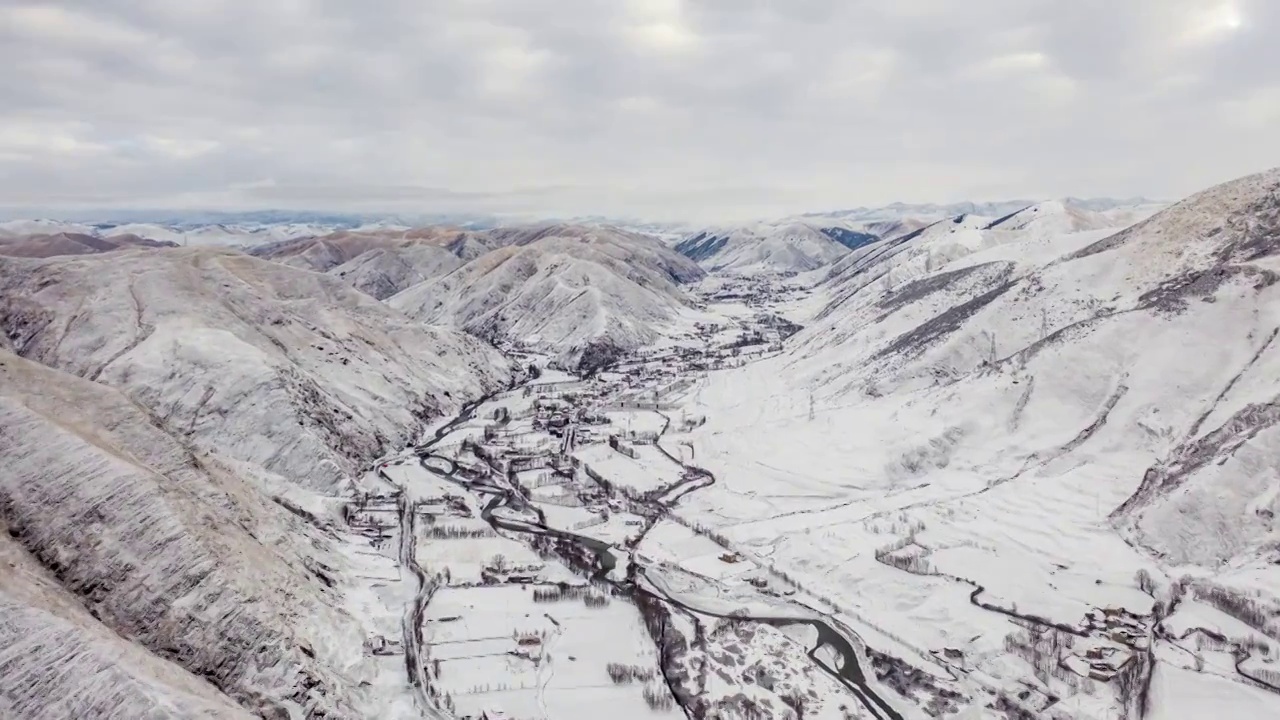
[1061,606,1152,681]
[480,558,544,585]
[1081,607,1149,650]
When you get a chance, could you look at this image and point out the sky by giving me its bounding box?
[2,0,1278,222]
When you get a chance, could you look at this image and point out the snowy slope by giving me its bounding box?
[249,230,411,272]
[0,351,371,717]
[328,243,463,299]
[670,168,1280,717]
[102,222,335,247]
[0,219,97,238]
[815,201,1165,323]
[984,200,1160,235]
[0,247,511,491]
[0,231,178,258]
[670,210,1053,275]
[765,169,1280,566]
[674,221,856,273]
[818,213,996,309]
[1,527,254,719]
[807,197,1160,225]
[0,219,339,249]
[390,224,704,370]
[250,227,502,300]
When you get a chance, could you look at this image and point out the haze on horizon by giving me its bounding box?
[2,0,1277,222]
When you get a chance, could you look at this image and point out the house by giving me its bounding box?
[366,634,404,656]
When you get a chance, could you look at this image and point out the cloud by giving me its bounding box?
[0,0,1276,221]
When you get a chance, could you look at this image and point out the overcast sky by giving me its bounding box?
[2,0,1277,221]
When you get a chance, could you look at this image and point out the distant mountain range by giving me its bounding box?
[1,197,1168,278]
[669,198,1167,274]
[0,197,1162,239]
[799,197,1163,223]
[0,208,506,229]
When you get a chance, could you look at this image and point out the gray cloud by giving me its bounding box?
[1,0,1276,221]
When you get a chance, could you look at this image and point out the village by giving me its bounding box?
[335,297,801,720]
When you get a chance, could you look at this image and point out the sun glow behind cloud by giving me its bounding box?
[1183,1,1245,43]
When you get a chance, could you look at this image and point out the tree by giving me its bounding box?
[781,693,806,719]
[1135,568,1155,596]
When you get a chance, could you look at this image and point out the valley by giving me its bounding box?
[7,0,1280,715]
[337,288,905,719]
[3,171,1280,720]
[327,171,1280,720]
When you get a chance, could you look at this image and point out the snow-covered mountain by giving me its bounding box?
[251,227,446,272]
[796,169,1280,568]
[673,220,876,274]
[672,167,1280,717]
[673,199,1161,275]
[2,170,1269,720]
[0,231,178,258]
[328,243,463,300]
[676,223,836,271]
[250,227,506,299]
[102,221,334,247]
[0,246,511,490]
[806,196,1162,224]
[0,218,99,238]
[1,350,368,717]
[821,212,994,295]
[0,217,348,248]
[390,224,704,370]
[0,235,519,716]
[817,201,1162,318]
[984,199,1165,235]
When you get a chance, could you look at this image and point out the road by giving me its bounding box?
[396,493,439,717]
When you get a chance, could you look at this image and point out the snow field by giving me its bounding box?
[573,443,685,495]
[426,585,679,720]
[330,527,428,719]
[604,409,670,436]
[1147,663,1279,720]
